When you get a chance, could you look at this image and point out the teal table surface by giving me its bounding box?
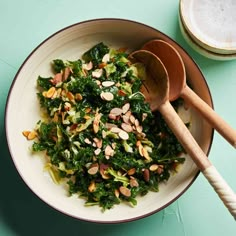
[1,0,236,235]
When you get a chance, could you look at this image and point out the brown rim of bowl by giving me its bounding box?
[4,18,214,224]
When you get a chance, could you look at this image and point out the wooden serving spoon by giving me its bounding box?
[128,49,236,219]
[142,39,236,148]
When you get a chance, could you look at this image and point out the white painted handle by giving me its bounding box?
[203,166,236,220]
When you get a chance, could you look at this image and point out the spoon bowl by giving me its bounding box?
[142,39,236,148]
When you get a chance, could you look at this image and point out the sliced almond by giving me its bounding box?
[127,168,136,175]
[134,119,140,127]
[67,91,74,101]
[84,138,92,144]
[136,125,143,134]
[88,181,96,192]
[108,113,117,120]
[118,130,129,140]
[88,163,99,175]
[46,87,56,98]
[82,61,93,70]
[105,123,117,129]
[63,67,71,81]
[142,113,148,121]
[75,93,83,101]
[102,53,110,63]
[100,91,114,101]
[129,115,136,124]
[149,164,159,171]
[122,103,130,114]
[110,127,122,133]
[104,145,114,156]
[50,73,62,85]
[92,69,103,78]
[130,177,139,187]
[102,81,115,87]
[93,138,102,148]
[142,147,151,161]
[94,148,101,156]
[122,115,131,124]
[110,107,123,116]
[119,186,131,197]
[121,123,133,133]
[93,113,101,133]
[143,169,150,182]
[64,102,71,111]
[114,189,120,198]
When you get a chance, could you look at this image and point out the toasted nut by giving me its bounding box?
[122,115,131,124]
[105,123,117,130]
[27,131,37,140]
[64,102,71,111]
[104,145,114,156]
[46,87,56,98]
[93,138,102,148]
[142,147,151,161]
[100,91,114,101]
[119,186,131,197]
[99,163,110,179]
[94,148,101,155]
[63,67,71,81]
[102,53,110,63]
[157,165,164,174]
[122,103,130,114]
[93,113,101,133]
[75,93,83,101]
[136,125,143,134]
[88,163,99,175]
[143,169,150,182]
[110,127,122,133]
[114,189,120,198]
[88,181,96,192]
[127,168,136,175]
[108,113,117,120]
[110,107,123,116]
[121,123,133,133]
[22,131,30,138]
[130,115,135,124]
[92,69,103,78]
[82,61,93,70]
[84,138,92,144]
[142,113,148,121]
[118,89,127,96]
[50,73,62,85]
[149,164,159,171]
[134,119,140,127]
[67,91,74,101]
[98,62,107,69]
[102,81,115,87]
[85,107,91,113]
[118,130,129,140]
[130,177,139,187]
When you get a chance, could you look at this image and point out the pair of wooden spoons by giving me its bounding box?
[129,40,236,219]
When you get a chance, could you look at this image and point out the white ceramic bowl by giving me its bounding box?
[179,0,236,60]
[5,19,213,223]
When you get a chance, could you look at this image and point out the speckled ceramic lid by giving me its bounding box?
[180,0,236,55]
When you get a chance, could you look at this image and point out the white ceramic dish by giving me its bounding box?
[180,0,236,55]
[5,19,213,223]
[179,12,236,61]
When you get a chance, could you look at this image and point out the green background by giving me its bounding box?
[1,0,236,235]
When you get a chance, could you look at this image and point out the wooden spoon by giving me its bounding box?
[142,39,236,148]
[129,49,236,219]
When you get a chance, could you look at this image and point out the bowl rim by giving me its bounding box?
[4,18,214,223]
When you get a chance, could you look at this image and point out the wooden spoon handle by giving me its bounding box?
[182,85,236,148]
[159,101,236,219]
